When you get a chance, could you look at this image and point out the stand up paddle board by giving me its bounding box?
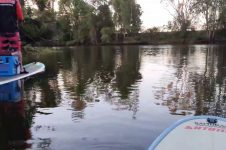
[0,62,45,85]
[149,116,226,150]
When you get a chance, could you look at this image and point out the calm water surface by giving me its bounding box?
[0,45,226,150]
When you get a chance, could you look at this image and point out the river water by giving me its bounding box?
[0,45,226,150]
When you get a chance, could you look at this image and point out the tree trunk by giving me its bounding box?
[90,27,98,45]
[207,29,215,44]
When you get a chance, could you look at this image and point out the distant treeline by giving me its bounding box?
[20,0,226,46]
[124,29,226,45]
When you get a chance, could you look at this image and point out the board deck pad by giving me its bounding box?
[0,62,45,85]
[149,116,226,150]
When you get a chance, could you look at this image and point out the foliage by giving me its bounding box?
[95,4,114,43]
[219,3,226,29]
[21,0,141,45]
[101,27,114,43]
[110,0,142,34]
[57,0,115,44]
[58,0,94,43]
[191,0,223,42]
[161,0,198,43]
[20,8,56,45]
[33,0,48,11]
[21,19,43,41]
[161,0,196,32]
[144,27,160,33]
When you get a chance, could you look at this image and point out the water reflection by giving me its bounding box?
[24,46,226,117]
[27,46,142,120]
[149,45,226,117]
[0,81,31,149]
[2,45,226,149]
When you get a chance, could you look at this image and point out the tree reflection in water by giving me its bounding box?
[22,45,226,123]
[24,46,142,122]
[24,45,226,121]
[153,45,226,117]
[66,46,142,120]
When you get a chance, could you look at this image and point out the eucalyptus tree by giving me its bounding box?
[58,0,95,43]
[87,0,108,6]
[219,0,226,29]
[219,7,226,29]
[58,0,115,44]
[110,0,142,34]
[161,0,198,43]
[161,0,197,32]
[96,4,115,43]
[130,2,142,33]
[192,0,223,42]
[33,0,51,11]
[87,0,115,43]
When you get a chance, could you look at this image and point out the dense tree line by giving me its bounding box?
[19,0,142,45]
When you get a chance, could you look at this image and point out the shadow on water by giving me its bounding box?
[0,80,32,149]
[0,81,54,150]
